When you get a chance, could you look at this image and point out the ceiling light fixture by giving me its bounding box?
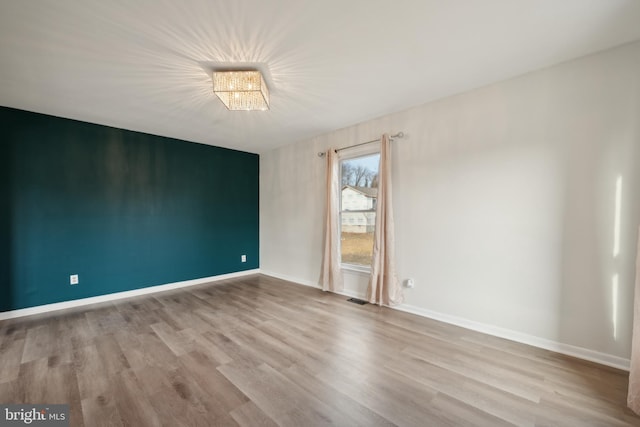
[213,70,270,111]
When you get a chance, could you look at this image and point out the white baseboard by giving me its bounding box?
[261,270,320,289]
[261,272,630,371]
[335,288,366,300]
[5,269,629,371]
[0,269,260,321]
[395,303,630,371]
[260,270,366,300]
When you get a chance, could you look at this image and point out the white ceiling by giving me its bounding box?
[1,1,640,154]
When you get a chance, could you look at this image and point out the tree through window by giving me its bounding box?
[340,152,380,268]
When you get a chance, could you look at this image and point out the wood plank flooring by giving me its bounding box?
[1,274,639,426]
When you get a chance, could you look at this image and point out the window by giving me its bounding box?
[339,151,380,269]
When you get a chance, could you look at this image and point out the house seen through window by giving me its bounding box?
[340,152,380,268]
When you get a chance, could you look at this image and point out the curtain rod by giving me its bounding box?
[317,132,404,157]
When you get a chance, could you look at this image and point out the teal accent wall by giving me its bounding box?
[0,107,259,311]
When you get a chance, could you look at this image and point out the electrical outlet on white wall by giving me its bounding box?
[405,278,415,288]
[70,274,79,285]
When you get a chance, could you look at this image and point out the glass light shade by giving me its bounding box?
[213,70,270,111]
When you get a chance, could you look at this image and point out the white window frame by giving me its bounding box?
[338,142,380,273]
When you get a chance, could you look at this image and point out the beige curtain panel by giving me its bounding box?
[367,134,404,306]
[629,227,640,414]
[320,148,343,292]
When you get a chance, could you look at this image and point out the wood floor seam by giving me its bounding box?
[0,274,638,426]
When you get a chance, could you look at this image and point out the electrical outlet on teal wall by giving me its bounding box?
[0,106,259,311]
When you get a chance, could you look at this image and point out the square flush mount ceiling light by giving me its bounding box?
[213,70,270,111]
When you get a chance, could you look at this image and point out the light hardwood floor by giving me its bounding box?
[0,274,638,426]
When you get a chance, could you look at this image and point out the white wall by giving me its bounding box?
[260,41,640,363]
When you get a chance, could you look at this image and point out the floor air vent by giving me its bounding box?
[347,298,367,305]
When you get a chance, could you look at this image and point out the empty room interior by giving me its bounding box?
[2,1,640,426]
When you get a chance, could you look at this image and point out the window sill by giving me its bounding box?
[341,264,371,275]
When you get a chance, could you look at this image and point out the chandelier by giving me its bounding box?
[213,70,270,111]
